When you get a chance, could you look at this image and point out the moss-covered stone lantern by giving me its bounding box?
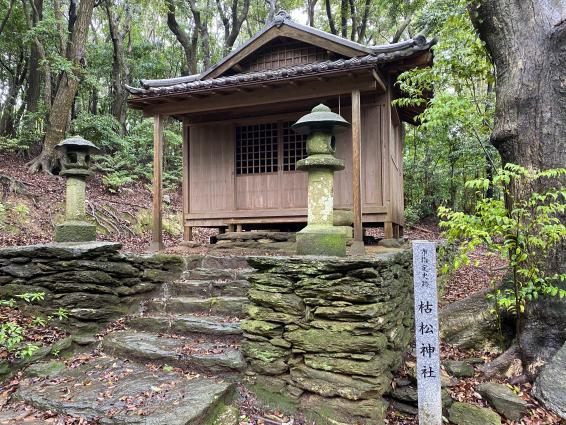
[292,104,350,256]
[54,136,99,242]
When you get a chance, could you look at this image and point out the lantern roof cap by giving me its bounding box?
[292,104,350,135]
[56,136,100,153]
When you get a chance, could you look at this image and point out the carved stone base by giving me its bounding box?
[296,225,346,257]
[54,220,97,242]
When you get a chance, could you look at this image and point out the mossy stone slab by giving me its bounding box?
[16,357,234,425]
[448,402,502,425]
[247,289,305,315]
[25,360,65,378]
[285,328,387,353]
[477,382,528,421]
[290,363,391,400]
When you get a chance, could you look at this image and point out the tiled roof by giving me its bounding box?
[126,37,435,98]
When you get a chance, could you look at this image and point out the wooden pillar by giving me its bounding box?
[150,114,164,252]
[184,226,193,242]
[182,123,191,241]
[393,223,400,239]
[384,222,394,239]
[351,89,365,255]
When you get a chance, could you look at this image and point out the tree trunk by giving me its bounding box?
[215,0,250,54]
[470,0,566,375]
[306,0,317,26]
[90,87,98,115]
[166,0,197,75]
[324,0,337,35]
[21,0,53,114]
[28,0,96,173]
[0,52,27,137]
[264,0,276,23]
[25,0,43,115]
[339,0,348,38]
[188,0,211,69]
[355,0,371,43]
[0,0,15,36]
[106,0,131,135]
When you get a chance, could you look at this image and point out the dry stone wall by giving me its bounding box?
[0,242,183,332]
[241,249,413,425]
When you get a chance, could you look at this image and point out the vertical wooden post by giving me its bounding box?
[393,223,400,239]
[150,114,164,252]
[182,123,191,241]
[351,89,365,255]
[384,222,394,239]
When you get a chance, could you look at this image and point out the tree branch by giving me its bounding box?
[0,0,15,36]
[391,15,412,43]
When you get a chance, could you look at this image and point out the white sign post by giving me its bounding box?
[412,240,442,425]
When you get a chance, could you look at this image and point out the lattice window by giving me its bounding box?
[235,123,278,175]
[244,43,327,72]
[282,121,307,171]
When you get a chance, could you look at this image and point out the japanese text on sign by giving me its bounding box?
[413,241,441,425]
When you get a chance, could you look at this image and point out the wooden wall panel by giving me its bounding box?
[362,105,382,206]
[279,172,307,208]
[186,99,393,224]
[334,105,383,209]
[235,174,280,209]
[189,124,234,212]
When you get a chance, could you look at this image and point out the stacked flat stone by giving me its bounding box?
[0,242,183,330]
[241,249,413,425]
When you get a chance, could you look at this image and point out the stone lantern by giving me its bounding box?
[292,104,350,256]
[54,136,100,242]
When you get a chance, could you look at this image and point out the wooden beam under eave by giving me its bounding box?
[143,75,377,116]
[372,69,387,92]
[150,114,164,252]
[351,89,365,255]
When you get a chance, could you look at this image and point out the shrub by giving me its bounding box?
[439,164,566,354]
[0,292,68,359]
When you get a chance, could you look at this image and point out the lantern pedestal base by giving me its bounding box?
[55,220,97,242]
[296,225,346,257]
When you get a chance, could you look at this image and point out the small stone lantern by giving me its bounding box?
[54,136,99,242]
[292,104,350,256]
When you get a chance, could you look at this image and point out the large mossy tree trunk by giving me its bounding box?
[470,0,566,375]
[27,0,96,174]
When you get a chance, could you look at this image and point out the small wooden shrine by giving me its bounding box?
[126,11,435,250]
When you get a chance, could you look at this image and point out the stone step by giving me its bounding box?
[181,267,254,282]
[148,296,250,318]
[16,356,234,425]
[102,330,245,374]
[167,279,250,297]
[126,313,242,337]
